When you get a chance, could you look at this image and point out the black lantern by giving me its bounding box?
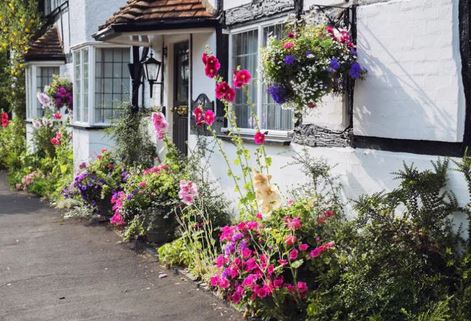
[143,52,162,98]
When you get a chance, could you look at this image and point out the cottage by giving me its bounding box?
[25,0,471,213]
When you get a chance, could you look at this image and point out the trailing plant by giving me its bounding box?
[107,104,157,168]
[262,22,365,113]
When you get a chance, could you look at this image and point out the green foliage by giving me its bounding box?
[107,105,157,168]
[158,237,191,268]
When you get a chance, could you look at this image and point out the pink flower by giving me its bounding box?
[285,235,297,247]
[241,248,253,258]
[204,110,215,126]
[1,112,8,128]
[215,255,226,268]
[287,32,296,38]
[178,180,199,205]
[255,212,263,220]
[152,112,168,140]
[289,248,298,261]
[324,210,335,217]
[203,55,221,78]
[297,281,308,297]
[283,42,294,50]
[53,112,62,120]
[216,81,236,103]
[210,275,219,287]
[254,131,265,145]
[286,217,302,230]
[233,69,251,88]
[278,259,288,266]
[299,243,309,251]
[310,241,335,258]
[218,277,230,289]
[37,92,50,107]
[193,106,204,125]
[110,212,125,226]
[138,181,147,188]
[79,162,87,169]
[50,137,60,145]
[273,277,284,289]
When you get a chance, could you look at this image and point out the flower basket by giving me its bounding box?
[262,24,365,113]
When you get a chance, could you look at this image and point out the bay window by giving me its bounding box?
[229,22,294,133]
[73,45,131,126]
[26,64,60,120]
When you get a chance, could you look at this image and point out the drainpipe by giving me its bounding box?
[295,0,304,19]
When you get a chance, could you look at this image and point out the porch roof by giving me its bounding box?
[24,27,65,62]
[94,0,219,43]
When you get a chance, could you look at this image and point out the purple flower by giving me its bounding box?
[329,58,340,72]
[267,84,288,105]
[349,62,363,79]
[350,47,357,57]
[283,54,296,65]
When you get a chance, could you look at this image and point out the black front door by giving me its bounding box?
[172,41,190,155]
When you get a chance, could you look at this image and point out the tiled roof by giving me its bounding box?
[25,27,65,62]
[98,0,217,31]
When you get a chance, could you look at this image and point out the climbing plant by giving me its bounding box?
[0,0,41,118]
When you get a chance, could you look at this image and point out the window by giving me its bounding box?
[25,65,60,120]
[95,48,131,123]
[73,46,131,125]
[230,23,294,132]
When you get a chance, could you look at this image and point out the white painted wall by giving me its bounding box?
[223,0,251,10]
[353,0,465,142]
[72,128,115,169]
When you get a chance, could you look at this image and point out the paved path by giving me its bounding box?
[0,173,242,321]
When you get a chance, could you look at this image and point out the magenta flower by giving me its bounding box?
[216,81,236,103]
[178,180,199,206]
[283,42,294,50]
[285,235,297,247]
[233,69,252,88]
[286,217,302,230]
[204,110,215,126]
[299,243,309,251]
[254,131,266,145]
[193,106,204,125]
[288,248,298,261]
[110,212,125,226]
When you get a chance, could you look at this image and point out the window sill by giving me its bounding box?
[71,123,111,130]
[216,133,291,146]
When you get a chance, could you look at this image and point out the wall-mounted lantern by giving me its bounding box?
[143,51,162,98]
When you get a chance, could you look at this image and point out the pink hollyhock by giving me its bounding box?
[204,110,215,126]
[215,81,236,102]
[152,112,168,140]
[110,212,125,226]
[233,69,251,88]
[254,131,266,145]
[202,52,208,65]
[283,42,294,50]
[299,243,309,251]
[205,65,219,78]
[285,235,297,247]
[286,217,302,230]
[193,106,204,125]
[53,112,62,120]
[289,248,299,261]
[253,131,265,145]
[178,180,199,205]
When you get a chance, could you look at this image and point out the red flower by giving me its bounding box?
[233,69,252,88]
[204,110,215,126]
[284,235,297,247]
[283,42,294,50]
[324,210,335,218]
[215,81,236,103]
[299,243,309,251]
[193,106,204,125]
[1,112,9,128]
[289,248,298,261]
[53,112,62,120]
[254,131,266,145]
[203,55,221,78]
[287,32,296,39]
[50,137,60,145]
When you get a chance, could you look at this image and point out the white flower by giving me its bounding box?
[37,92,51,108]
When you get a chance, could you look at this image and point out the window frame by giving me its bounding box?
[227,17,293,138]
[72,43,132,127]
[25,62,62,121]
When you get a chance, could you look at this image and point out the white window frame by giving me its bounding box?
[25,62,63,121]
[227,17,293,138]
[72,43,132,127]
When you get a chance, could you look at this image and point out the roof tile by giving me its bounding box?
[25,27,65,62]
[99,0,216,31]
